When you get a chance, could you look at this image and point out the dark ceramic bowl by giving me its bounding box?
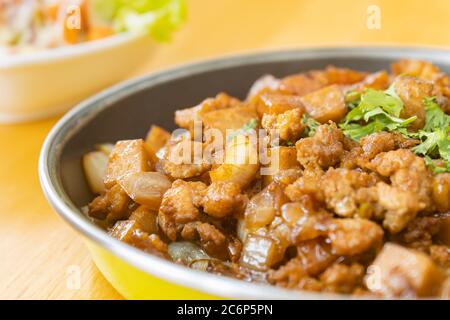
[39,47,450,299]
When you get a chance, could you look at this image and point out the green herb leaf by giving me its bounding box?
[424,156,450,174]
[423,97,450,132]
[301,114,320,137]
[340,86,415,140]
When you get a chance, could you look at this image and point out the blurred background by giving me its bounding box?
[1,0,450,299]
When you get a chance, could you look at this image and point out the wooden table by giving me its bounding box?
[1,0,449,299]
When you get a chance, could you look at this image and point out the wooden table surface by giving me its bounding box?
[1,0,450,299]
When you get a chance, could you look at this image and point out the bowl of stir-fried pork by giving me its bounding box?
[40,48,450,299]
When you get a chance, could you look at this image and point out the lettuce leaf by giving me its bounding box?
[93,0,186,41]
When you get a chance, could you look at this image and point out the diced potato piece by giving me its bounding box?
[300,85,347,123]
[392,59,442,79]
[350,71,390,92]
[280,71,328,96]
[394,75,434,131]
[145,125,171,165]
[210,136,259,188]
[432,173,450,213]
[265,146,298,170]
[129,205,158,234]
[82,151,108,194]
[240,235,279,270]
[368,243,445,297]
[104,139,149,188]
[210,163,259,189]
[202,105,258,137]
[119,172,172,210]
[324,66,367,85]
[262,146,299,186]
[253,93,304,117]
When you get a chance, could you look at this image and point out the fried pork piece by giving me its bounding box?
[175,93,241,130]
[261,107,304,143]
[296,239,337,276]
[268,257,323,291]
[296,123,345,169]
[367,243,445,298]
[327,218,383,256]
[109,220,168,258]
[394,215,450,250]
[368,149,433,211]
[158,180,207,241]
[160,136,211,179]
[202,181,247,218]
[363,149,433,233]
[252,92,304,117]
[88,183,131,222]
[320,168,378,218]
[181,221,229,260]
[320,263,365,294]
[368,182,424,234]
[104,139,150,188]
[300,85,347,123]
[392,59,450,99]
[393,75,434,131]
[359,131,418,161]
[284,166,326,204]
[429,245,450,269]
[432,173,450,213]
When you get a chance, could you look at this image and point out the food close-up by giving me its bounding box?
[82,59,450,299]
[1,0,449,304]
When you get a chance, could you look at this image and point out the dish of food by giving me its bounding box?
[0,0,185,55]
[77,56,450,299]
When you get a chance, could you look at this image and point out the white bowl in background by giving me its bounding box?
[0,32,155,123]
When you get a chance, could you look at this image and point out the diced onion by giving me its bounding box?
[82,151,108,194]
[96,143,115,156]
[119,172,172,210]
[168,242,210,265]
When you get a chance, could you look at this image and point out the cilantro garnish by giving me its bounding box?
[339,86,416,141]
